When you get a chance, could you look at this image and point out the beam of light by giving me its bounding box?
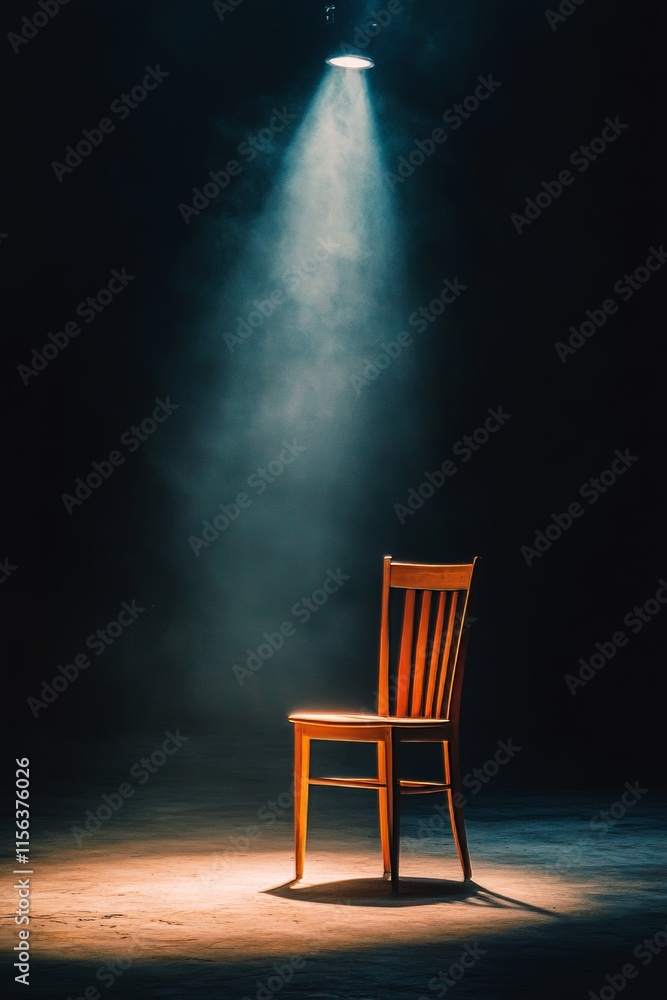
[326,54,375,69]
[163,66,417,714]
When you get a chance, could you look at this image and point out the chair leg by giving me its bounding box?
[294,725,310,880]
[386,734,401,893]
[444,739,472,880]
[377,742,391,877]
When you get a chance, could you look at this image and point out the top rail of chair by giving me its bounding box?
[387,558,477,591]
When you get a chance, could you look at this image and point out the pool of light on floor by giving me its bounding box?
[19,839,600,963]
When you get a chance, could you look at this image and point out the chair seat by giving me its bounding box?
[289,711,452,727]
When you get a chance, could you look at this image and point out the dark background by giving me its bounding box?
[3,0,665,786]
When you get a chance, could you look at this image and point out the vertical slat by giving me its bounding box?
[378,555,392,715]
[424,591,446,717]
[444,583,473,719]
[435,591,459,718]
[410,591,432,716]
[395,589,415,716]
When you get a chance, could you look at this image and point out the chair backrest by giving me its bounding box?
[378,556,479,720]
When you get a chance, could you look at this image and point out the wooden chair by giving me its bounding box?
[288,555,479,891]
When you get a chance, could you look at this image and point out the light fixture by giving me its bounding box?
[325,54,375,70]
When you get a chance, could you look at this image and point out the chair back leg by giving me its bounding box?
[443,739,472,879]
[376,742,391,877]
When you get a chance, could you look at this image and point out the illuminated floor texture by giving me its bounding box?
[5,727,666,999]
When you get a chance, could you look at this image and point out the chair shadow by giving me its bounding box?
[264,877,558,915]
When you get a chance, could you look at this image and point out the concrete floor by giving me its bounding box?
[4,726,666,999]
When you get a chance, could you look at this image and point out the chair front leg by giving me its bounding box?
[385,731,401,892]
[294,725,310,880]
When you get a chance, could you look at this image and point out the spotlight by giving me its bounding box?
[325,54,375,69]
[324,4,336,25]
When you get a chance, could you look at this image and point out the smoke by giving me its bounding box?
[151,66,423,720]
